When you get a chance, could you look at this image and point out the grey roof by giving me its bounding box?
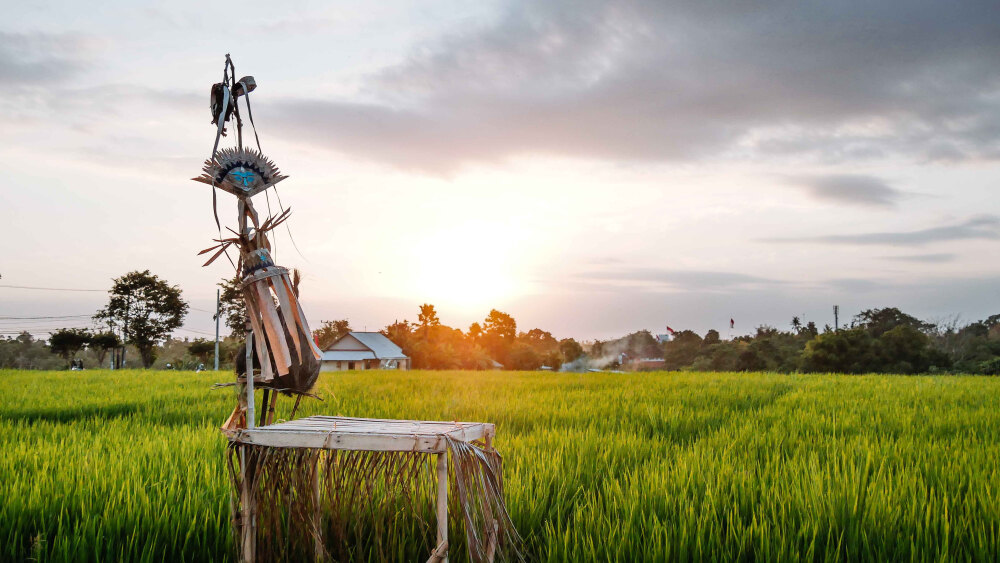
[327,332,407,360]
[351,332,407,358]
[322,350,376,361]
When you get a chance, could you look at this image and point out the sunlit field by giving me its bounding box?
[2,369,1000,562]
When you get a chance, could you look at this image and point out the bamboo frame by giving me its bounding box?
[434,452,449,563]
[230,417,518,563]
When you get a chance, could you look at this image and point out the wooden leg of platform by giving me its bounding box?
[435,452,449,563]
[484,427,494,452]
[313,456,323,562]
[240,447,256,563]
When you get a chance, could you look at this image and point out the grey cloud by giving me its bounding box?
[575,267,782,292]
[764,216,1000,246]
[0,32,94,86]
[269,0,1000,172]
[881,253,956,263]
[826,278,891,293]
[792,174,902,207]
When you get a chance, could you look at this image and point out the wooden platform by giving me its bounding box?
[232,415,495,452]
[231,415,497,562]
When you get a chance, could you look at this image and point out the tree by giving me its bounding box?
[482,309,517,340]
[382,320,413,351]
[662,330,702,369]
[801,321,819,339]
[94,270,188,368]
[508,341,543,370]
[188,339,215,364]
[736,349,767,371]
[467,322,483,341]
[218,275,249,339]
[313,319,351,350]
[802,328,878,373]
[853,307,934,337]
[418,304,441,328]
[0,332,64,370]
[703,329,721,346]
[89,332,120,367]
[481,309,517,365]
[559,338,584,363]
[49,328,91,367]
[877,325,949,374]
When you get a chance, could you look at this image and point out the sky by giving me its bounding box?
[1,0,999,341]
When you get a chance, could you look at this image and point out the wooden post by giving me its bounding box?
[245,329,255,430]
[266,393,277,426]
[436,452,449,563]
[214,288,220,370]
[242,326,257,560]
[259,389,270,428]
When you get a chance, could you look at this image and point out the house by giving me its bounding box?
[320,332,410,371]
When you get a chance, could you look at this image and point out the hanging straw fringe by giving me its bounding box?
[228,440,524,563]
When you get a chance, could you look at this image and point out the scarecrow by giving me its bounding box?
[194,55,522,563]
[193,55,322,430]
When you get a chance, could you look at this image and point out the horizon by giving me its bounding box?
[3,1,999,342]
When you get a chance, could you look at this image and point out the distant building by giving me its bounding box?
[320,332,410,371]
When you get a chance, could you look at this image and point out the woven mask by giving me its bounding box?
[192,147,287,198]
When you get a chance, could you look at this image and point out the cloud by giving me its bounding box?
[572,267,783,292]
[764,216,1000,246]
[881,253,956,263]
[268,0,1000,172]
[792,174,902,207]
[0,31,95,86]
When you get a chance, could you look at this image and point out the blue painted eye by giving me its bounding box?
[230,170,256,188]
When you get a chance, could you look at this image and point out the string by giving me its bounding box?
[238,73,305,263]
[272,184,309,262]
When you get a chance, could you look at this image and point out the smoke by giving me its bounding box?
[560,338,634,372]
[560,329,666,372]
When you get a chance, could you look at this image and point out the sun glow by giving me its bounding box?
[407,222,523,313]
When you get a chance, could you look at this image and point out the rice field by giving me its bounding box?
[2,369,1000,562]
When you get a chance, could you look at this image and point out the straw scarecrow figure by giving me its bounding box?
[194,55,522,563]
[194,55,322,429]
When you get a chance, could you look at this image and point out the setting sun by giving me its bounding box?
[406,222,522,313]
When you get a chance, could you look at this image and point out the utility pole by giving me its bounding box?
[833,305,840,332]
[214,288,221,370]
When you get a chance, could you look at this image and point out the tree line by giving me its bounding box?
[650,308,1000,375]
[311,304,585,370]
[3,269,999,374]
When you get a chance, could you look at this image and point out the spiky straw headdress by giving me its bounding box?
[192,147,288,198]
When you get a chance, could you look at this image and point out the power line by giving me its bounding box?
[0,314,94,320]
[176,327,216,336]
[0,284,105,292]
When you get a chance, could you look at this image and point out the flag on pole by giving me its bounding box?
[666,326,676,335]
[730,318,735,329]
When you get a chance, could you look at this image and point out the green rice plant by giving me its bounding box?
[1,370,998,561]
